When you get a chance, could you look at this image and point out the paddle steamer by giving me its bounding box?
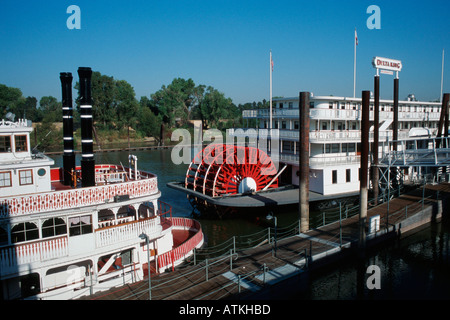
[0,68,204,300]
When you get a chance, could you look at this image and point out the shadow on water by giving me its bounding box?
[291,219,450,300]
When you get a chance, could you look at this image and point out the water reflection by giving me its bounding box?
[295,221,450,300]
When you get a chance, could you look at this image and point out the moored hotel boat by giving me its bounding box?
[0,68,204,300]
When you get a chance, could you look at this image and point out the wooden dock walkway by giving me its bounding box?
[79,183,449,301]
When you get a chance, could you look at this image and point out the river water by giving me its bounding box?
[52,148,450,300]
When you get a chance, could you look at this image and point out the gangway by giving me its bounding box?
[379,136,450,167]
[376,136,450,188]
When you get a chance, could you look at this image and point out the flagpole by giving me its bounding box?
[441,48,445,102]
[353,29,357,98]
[270,50,273,130]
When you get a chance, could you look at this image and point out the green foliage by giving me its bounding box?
[2,73,270,150]
[0,84,24,119]
[137,99,162,141]
[192,86,234,129]
[40,96,62,123]
[149,78,197,126]
[32,121,63,152]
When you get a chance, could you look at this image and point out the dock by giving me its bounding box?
[79,182,449,301]
[167,181,359,207]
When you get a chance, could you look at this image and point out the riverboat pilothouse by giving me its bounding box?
[0,68,204,300]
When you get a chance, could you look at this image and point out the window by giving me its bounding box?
[281,121,287,129]
[15,135,28,152]
[294,121,299,130]
[0,136,11,152]
[332,170,337,184]
[279,102,283,109]
[19,169,33,186]
[331,144,339,153]
[0,171,12,187]
[329,102,333,109]
[0,227,8,246]
[42,218,67,238]
[69,215,93,236]
[289,102,294,109]
[346,169,351,183]
[309,102,314,108]
[11,222,39,243]
[322,122,328,130]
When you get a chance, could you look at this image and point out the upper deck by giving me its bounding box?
[243,95,442,122]
[0,164,159,218]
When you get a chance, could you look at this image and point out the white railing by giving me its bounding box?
[0,237,68,274]
[230,128,414,143]
[0,176,158,217]
[95,217,162,248]
[272,153,361,167]
[94,171,128,184]
[242,108,441,122]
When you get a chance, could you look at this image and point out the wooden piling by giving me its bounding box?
[359,91,370,250]
[372,76,380,204]
[299,92,310,232]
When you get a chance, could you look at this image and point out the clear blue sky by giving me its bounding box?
[1,0,449,106]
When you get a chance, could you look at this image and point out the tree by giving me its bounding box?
[0,84,24,119]
[76,71,116,129]
[150,78,196,126]
[192,86,233,129]
[16,96,41,122]
[137,101,162,143]
[114,79,139,130]
[39,96,62,123]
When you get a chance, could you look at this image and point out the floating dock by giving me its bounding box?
[167,181,359,208]
[80,182,449,301]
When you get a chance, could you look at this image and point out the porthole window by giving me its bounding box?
[38,168,46,177]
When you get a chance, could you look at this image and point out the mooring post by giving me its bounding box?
[373,75,380,204]
[393,78,399,151]
[392,77,400,189]
[359,91,370,251]
[299,91,310,233]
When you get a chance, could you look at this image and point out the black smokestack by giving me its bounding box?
[60,72,75,186]
[77,67,95,187]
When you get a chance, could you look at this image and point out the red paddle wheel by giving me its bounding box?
[185,144,279,197]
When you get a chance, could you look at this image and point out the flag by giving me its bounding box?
[271,53,274,72]
[355,29,358,45]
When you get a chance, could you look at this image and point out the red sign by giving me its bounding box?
[372,57,402,72]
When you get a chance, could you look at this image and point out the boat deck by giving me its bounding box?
[81,183,449,301]
[167,181,359,208]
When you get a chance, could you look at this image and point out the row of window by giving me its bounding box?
[0,169,35,188]
[0,215,93,245]
[332,169,353,184]
[276,101,440,113]
[0,135,28,153]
